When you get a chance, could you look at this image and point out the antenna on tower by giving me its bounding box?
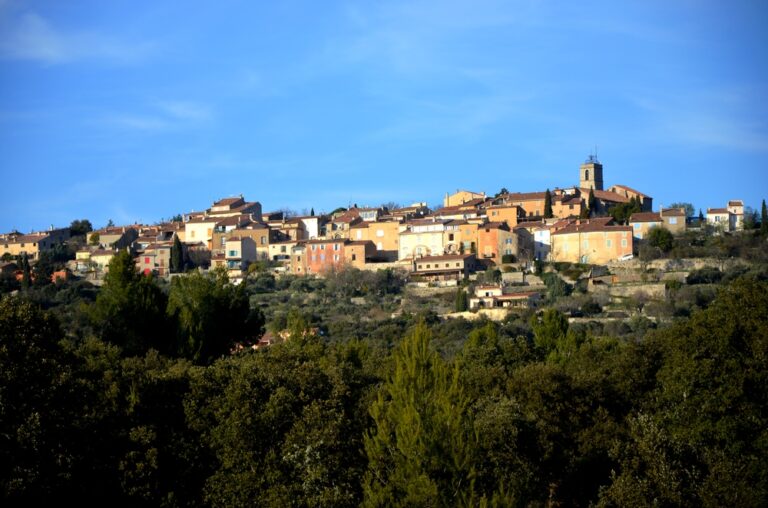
[594,145,599,163]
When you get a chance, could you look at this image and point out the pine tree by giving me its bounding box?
[363,321,477,506]
[544,189,553,219]
[761,199,767,235]
[170,234,184,273]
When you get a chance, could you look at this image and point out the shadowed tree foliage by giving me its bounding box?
[167,269,263,365]
[89,250,169,356]
[647,225,674,252]
[69,219,93,237]
[599,279,768,506]
[0,298,66,501]
[363,321,479,507]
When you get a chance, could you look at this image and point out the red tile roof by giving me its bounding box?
[503,191,547,202]
[630,212,662,223]
[611,184,649,197]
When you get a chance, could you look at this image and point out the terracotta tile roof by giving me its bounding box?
[213,197,243,207]
[185,216,220,224]
[502,191,547,202]
[707,208,729,214]
[583,189,631,203]
[630,212,662,223]
[728,200,743,207]
[307,238,346,245]
[347,240,374,246]
[611,184,649,197]
[480,222,510,230]
[661,208,686,217]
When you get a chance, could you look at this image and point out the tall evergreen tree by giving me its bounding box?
[364,321,477,506]
[310,207,315,216]
[455,288,468,312]
[761,199,767,235]
[544,189,553,219]
[170,234,184,273]
[588,188,596,215]
[20,253,31,290]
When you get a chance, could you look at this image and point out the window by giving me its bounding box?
[311,245,316,251]
[352,254,356,261]
[448,233,454,241]
[261,236,267,244]
[320,254,325,261]
[356,231,362,240]
[377,242,383,250]
[297,256,301,262]
[320,244,326,250]
[281,246,287,253]
[621,239,627,247]
[606,239,612,247]
[418,264,424,270]
[333,254,340,261]
[333,243,340,251]
[633,223,640,229]
[492,211,498,216]
[426,264,431,268]
[376,229,384,237]
[669,217,677,225]
[585,169,590,180]
[445,263,449,268]
[311,255,316,262]
[20,243,25,247]
[190,230,195,238]
[228,250,238,257]
[583,240,589,249]
[569,204,574,210]
[455,263,460,267]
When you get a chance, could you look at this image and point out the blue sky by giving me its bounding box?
[1,0,767,232]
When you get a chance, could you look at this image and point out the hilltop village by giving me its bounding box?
[1,156,748,288]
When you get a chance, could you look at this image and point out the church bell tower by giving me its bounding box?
[579,154,603,191]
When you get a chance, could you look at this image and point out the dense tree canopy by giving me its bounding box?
[1,266,766,506]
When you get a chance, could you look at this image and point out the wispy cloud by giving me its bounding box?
[0,12,152,64]
[104,100,212,132]
[157,101,211,121]
[631,89,768,152]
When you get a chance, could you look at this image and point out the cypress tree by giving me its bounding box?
[761,199,767,235]
[20,253,31,290]
[455,288,468,312]
[310,207,315,216]
[170,234,184,273]
[544,189,553,219]
[588,188,596,214]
